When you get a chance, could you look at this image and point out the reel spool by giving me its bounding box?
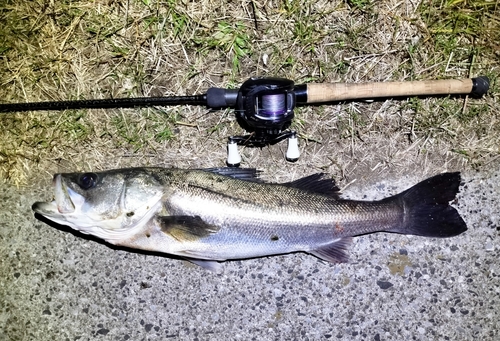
[235,77,295,141]
[226,77,300,166]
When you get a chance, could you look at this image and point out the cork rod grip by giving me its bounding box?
[305,77,489,103]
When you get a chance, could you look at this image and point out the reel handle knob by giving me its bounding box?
[226,137,242,167]
[286,131,300,162]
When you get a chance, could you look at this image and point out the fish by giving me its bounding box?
[32,167,467,270]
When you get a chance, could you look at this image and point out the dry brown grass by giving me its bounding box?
[0,0,498,186]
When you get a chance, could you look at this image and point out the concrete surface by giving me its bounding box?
[0,168,499,341]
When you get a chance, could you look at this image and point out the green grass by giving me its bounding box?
[418,0,499,74]
[0,0,498,184]
[110,109,178,150]
[0,110,96,185]
[195,20,253,73]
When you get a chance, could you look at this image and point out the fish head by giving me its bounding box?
[32,168,164,242]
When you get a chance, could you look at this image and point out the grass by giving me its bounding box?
[418,0,499,75]
[195,20,253,74]
[0,0,499,186]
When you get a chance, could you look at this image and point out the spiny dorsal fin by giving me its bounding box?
[158,216,220,242]
[203,167,263,182]
[285,173,341,198]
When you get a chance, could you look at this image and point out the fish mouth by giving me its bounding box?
[32,174,81,216]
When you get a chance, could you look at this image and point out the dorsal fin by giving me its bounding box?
[204,168,339,197]
[158,216,220,242]
[203,167,263,182]
[285,173,341,197]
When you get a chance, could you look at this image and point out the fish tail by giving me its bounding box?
[389,172,467,237]
[311,173,467,264]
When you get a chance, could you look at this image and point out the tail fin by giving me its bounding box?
[388,172,467,237]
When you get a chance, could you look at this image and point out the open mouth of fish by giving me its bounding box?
[32,172,164,242]
[32,174,84,217]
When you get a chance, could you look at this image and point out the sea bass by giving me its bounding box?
[32,168,467,270]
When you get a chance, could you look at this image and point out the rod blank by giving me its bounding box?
[0,95,206,113]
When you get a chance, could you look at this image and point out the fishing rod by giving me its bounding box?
[0,76,490,165]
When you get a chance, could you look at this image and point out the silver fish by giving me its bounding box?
[32,168,467,270]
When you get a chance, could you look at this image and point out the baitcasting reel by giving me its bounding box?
[206,77,300,166]
[0,75,490,166]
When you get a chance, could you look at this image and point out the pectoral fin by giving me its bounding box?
[158,215,220,242]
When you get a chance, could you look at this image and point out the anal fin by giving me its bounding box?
[310,237,353,263]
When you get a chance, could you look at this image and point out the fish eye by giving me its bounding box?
[78,173,98,190]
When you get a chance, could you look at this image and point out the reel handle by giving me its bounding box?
[299,76,490,104]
